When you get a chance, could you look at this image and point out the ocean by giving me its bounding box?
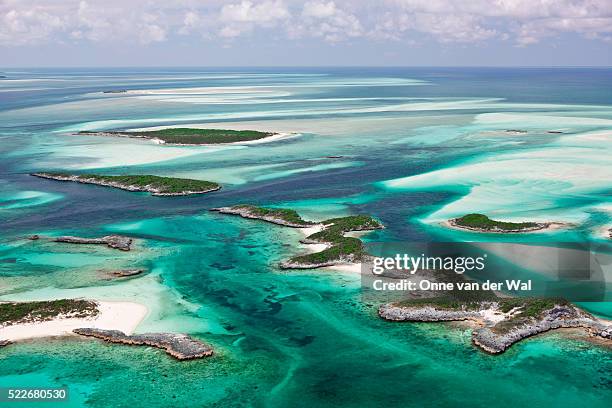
[0,67,610,407]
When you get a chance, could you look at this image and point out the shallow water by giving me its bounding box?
[0,67,611,407]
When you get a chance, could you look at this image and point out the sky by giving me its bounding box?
[1,0,611,67]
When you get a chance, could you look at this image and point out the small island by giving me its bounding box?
[73,328,213,360]
[211,205,315,227]
[77,128,277,145]
[53,235,133,251]
[377,272,611,354]
[32,173,221,196]
[108,269,144,278]
[213,205,384,269]
[447,213,559,233]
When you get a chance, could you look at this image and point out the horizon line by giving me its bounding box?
[2,65,612,69]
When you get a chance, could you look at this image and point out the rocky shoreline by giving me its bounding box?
[279,253,360,269]
[73,328,213,360]
[52,235,133,251]
[32,173,221,196]
[379,303,482,322]
[109,269,144,277]
[211,206,316,228]
[379,301,611,354]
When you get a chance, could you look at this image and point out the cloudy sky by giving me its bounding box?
[1,0,611,66]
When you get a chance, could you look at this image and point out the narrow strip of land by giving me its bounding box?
[73,328,213,360]
[212,205,315,227]
[77,128,278,145]
[446,213,566,233]
[32,173,221,196]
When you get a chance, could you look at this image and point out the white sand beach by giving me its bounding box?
[297,225,364,274]
[0,301,148,342]
[300,224,324,237]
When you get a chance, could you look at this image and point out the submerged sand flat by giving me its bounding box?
[383,126,612,234]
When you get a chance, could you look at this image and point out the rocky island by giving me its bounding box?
[213,205,384,269]
[53,235,133,251]
[32,173,221,196]
[447,213,563,233]
[211,205,316,227]
[77,128,277,145]
[73,328,213,360]
[108,269,144,278]
[377,272,611,354]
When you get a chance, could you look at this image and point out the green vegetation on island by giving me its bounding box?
[396,272,498,311]
[379,270,610,353]
[289,215,383,267]
[32,173,220,196]
[394,269,568,322]
[79,128,275,145]
[492,297,570,333]
[306,215,383,242]
[398,292,567,324]
[213,205,383,268]
[0,299,98,326]
[451,213,544,232]
[288,236,364,266]
[217,204,313,227]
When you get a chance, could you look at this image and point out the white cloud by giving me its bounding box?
[292,1,363,42]
[0,8,65,45]
[0,0,611,47]
[372,11,496,43]
[220,0,289,23]
[219,25,245,38]
[139,14,166,44]
[183,11,200,28]
[302,1,337,18]
[384,0,612,45]
[74,1,113,42]
[218,0,290,39]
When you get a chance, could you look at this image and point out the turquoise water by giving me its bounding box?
[0,68,611,407]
